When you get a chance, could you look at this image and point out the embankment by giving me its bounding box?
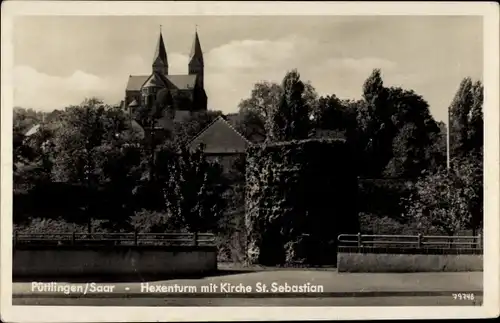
[13,245,218,278]
[337,247,483,272]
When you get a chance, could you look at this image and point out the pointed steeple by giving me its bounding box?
[189,28,204,66]
[152,26,168,74]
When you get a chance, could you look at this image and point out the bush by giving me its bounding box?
[14,217,111,234]
[358,212,446,236]
[245,138,359,265]
[357,179,414,221]
[129,209,184,233]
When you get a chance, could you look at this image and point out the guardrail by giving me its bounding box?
[337,233,483,250]
[13,232,216,247]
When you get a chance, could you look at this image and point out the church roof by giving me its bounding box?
[188,116,251,154]
[189,31,204,66]
[165,74,197,89]
[126,75,149,91]
[126,74,197,91]
[143,73,167,88]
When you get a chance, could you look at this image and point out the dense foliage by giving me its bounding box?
[245,139,358,265]
[14,99,228,235]
[14,66,484,264]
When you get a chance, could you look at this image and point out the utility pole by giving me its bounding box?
[447,105,450,171]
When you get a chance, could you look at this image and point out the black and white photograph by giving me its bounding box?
[1,1,499,322]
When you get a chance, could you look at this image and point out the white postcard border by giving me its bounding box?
[1,1,498,322]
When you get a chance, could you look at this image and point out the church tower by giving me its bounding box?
[152,29,168,75]
[188,29,204,89]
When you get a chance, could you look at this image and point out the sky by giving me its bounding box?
[13,15,483,122]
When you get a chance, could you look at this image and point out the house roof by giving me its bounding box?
[24,124,41,137]
[128,99,139,107]
[126,74,197,92]
[188,116,251,154]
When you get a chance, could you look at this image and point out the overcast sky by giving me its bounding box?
[13,15,482,122]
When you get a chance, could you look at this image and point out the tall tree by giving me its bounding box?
[449,77,478,159]
[357,69,393,177]
[267,69,312,141]
[238,78,317,142]
[468,80,484,156]
[356,69,441,178]
[383,88,440,178]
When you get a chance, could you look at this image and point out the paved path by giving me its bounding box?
[13,271,482,298]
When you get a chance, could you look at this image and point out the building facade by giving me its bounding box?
[124,29,208,126]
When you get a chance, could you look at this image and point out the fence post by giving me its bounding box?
[72,232,75,245]
[357,232,362,248]
[477,233,482,249]
[193,232,199,247]
[417,234,422,248]
[134,231,138,246]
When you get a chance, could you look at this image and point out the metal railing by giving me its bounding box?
[13,232,216,247]
[337,233,483,249]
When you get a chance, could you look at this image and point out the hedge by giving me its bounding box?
[245,138,359,265]
[357,178,414,220]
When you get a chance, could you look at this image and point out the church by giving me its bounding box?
[23,28,253,172]
[123,28,208,124]
[121,28,253,163]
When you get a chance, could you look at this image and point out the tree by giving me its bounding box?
[13,107,45,134]
[239,81,282,122]
[467,80,484,156]
[356,69,394,177]
[383,87,440,178]
[51,98,140,232]
[356,69,441,178]
[267,69,312,141]
[237,77,318,142]
[135,88,175,181]
[426,121,448,172]
[14,126,56,190]
[449,78,483,160]
[235,108,267,143]
[312,95,359,140]
[405,154,483,236]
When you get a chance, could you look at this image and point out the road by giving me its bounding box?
[12,270,483,306]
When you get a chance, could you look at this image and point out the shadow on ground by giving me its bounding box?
[12,262,339,283]
[12,268,261,283]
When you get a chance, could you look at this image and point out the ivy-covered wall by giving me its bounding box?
[245,138,359,265]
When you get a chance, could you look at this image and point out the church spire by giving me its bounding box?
[152,26,168,75]
[189,27,204,66]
